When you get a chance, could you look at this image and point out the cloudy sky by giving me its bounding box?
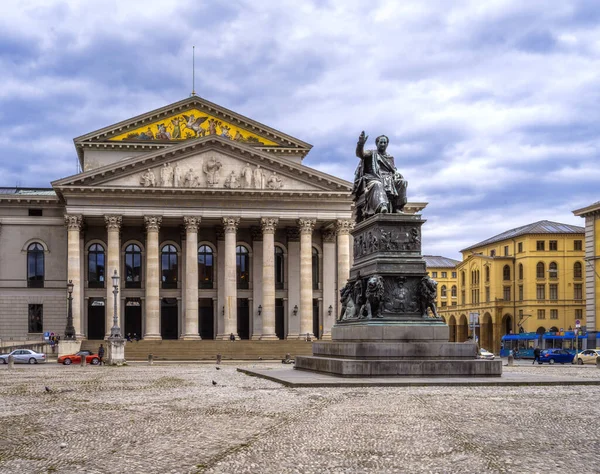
[1,0,598,259]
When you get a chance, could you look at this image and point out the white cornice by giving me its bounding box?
[0,217,64,226]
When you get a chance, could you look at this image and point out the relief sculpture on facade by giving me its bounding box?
[203,156,222,187]
[353,226,421,259]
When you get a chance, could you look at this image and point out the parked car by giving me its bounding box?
[538,348,574,365]
[58,350,100,365]
[573,349,600,365]
[0,349,46,364]
[478,348,495,360]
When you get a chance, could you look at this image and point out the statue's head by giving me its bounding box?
[375,135,389,152]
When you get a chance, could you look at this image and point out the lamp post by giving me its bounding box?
[64,280,76,340]
[110,269,121,338]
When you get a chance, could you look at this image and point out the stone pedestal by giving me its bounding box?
[107,338,126,366]
[57,340,81,358]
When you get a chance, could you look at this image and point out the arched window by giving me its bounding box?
[88,244,105,288]
[27,243,45,288]
[485,266,490,282]
[536,262,545,279]
[236,245,249,289]
[503,265,510,281]
[574,261,582,279]
[549,262,558,279]
[275,247,284,290]
[518,263,523,280]
[125,244,142,289]
[198,245,214,289]
[441,285,447,297]
[161,244,178,289]
[451,285,457,297]
[312,247,320,290]
[461,271,465,286]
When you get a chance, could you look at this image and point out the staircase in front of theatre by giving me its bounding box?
[81,339,315,361]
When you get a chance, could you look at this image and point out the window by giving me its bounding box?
[536,284,545,300]
[503,265,510,281]
[441,301,447,307]
[503,286,511,301]
[441,272,447,278]
[452,272,456,278]
[88,244,105,288]
[518,285,523,301]
[537,309,546,320]
[575,308,583,320]
[236,245,249,289]
[549,262,558,279]
[485,266,490,282]
[549,283,558,300]
[312,247,320,290]
[574,283,583,300]
[161,244,178,289]
[504,246,509,256]
[431,272,438,278]
[28,304,43,333]
[125,244,142,289]
[536,241,545,251]
[452,302,457,306]
[27,243,45,288]
[490,250,496,257]
[485,286,490,302]
[461,271,465,286]
[549,240,557,251]
[518,263,523,280]
[518,242,523,253]
[451,285,457,297]
[550,309,558,320]
[441,285,447,297]
[275,247,284,290]
[536,262,545,279]
[574,240,582,251]
[461,290,465,305]
[28,209,43,216]
[198,245,214,289]
[574,262,582,279]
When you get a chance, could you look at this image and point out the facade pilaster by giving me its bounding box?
[321,228,336,340]
[298,218,316,338]
[183,217,201,339]
[65,214,83,338]
[260,218,279,340]
[104,215,121,337]
[216,226,225,337]
[250,226,263,340]
[286,228,301,339]
[144,216,162,340]
[220,217,240,340]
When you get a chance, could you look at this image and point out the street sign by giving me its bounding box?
[575,319,581,328]
[469,312,479,324]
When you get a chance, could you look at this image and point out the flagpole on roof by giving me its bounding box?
[190,45,196,97]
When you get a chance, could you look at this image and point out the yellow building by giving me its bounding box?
[573,202,600,348]
[438,220,585,354]
[423,256,460,312]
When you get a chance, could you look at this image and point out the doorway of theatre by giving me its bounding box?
[125,298,142,338]
[313,299,320,340]
[275,298,285,340]
[160,298,178,340]
[237,298,250,340]
[88,298,105,339]
[199,298,214,339]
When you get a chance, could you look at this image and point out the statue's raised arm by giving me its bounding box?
[356,131,370,159]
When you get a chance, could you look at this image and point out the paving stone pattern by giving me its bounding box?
[0,363,599,473]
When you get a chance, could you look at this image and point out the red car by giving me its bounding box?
[58,350,100,365]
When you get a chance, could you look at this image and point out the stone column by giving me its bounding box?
[298,218,316,338]
[336,219,354,292]
[65,214,83,338]
[104,215,122,337]
[286,228,301,339]
[222,217,240,340]
[321,228,336,340]
[183,216,201,339]
[261,217,279,340]
[144,216,162,340]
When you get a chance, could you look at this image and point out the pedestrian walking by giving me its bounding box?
[98,344,105,365]
[50,339,56,354]
[533,346,541,365]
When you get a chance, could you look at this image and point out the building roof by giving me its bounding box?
[461,220,584,252]
[0,187,57,196]
[424,255,460,268]
[573,201,600,217]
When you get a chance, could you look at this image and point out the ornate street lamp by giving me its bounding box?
[257,305,262,316]
[64,280,76,340]
[110,269,121,338]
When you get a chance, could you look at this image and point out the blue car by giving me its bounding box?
[538,348,574,365]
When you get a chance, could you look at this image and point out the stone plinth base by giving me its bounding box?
[57,340,81,358]
[107,338,126,366]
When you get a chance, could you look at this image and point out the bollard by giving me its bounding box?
[507,351,514,366]
[596,356,600,369]
[216,354,222,365]
[80,355,86,367]
[148,354,153,366]
[7,354,14,370]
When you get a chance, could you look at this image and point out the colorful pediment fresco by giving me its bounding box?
[109,108,278,146]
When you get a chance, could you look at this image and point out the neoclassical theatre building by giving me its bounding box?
[0,96,361,343]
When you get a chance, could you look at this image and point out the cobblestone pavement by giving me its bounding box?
[1,363,599,474]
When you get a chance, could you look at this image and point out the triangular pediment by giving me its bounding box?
[55,136,351,195]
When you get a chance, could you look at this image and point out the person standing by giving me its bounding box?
[533,346,541,365]
[98,344,105,366]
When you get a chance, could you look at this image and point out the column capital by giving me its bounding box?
[335,219,355,235]
[144,215,162,232]
[321,228,336,243]
[183,216,201,232]
[297,218,316,235]
[105,215,122,231]
[222,217,240,234]
[250,226,262,242]
[260,217,279,234]
[64,214,83,231]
